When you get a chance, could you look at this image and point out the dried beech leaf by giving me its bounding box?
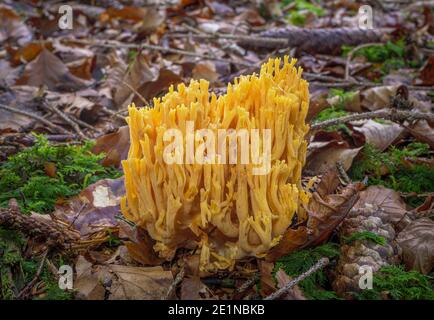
[353,185,407,224]
[180,276,209,300]
[361,85,398,111]
[397,218,434,274]
[108,265,173,300]
[92,126,130,168]
[54,177,125,236]
[16,48,90,91]
[354,119,403,151]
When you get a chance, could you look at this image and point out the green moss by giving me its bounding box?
[0,135,121,213]
[342,40,414,76]
[21,258,74,300]
[312,89,354,132]
[282,0,325,26]
[343,231,386,246]
[273,244,341,299]
[354,266,434,300]
[350,142,433,206]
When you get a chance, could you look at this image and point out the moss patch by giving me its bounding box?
[273,244,341,299]
[0,135,121,213]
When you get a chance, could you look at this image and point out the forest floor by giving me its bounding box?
[0,0,433,300]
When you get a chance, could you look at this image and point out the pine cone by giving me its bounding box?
[332,203,402,297]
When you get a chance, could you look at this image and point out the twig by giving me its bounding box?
[0,103,71,135]
[68,115,103,135]
[236,273,260,295]
[168,32,289,48]
[17,249,49,299]
[336,161,351,185]
[65,39,252,67]
[344,43,384,81]
[121,79,149,106]
[100,106,128,122]
[45,104,90,140]
[310,109,434,131]
[165,265,185,300]
[264,257,329,300]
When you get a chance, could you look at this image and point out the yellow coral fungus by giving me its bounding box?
[121,56,310,271]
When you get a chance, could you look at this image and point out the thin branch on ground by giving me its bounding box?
[165,265,185,300]
[264,257,329,300]
[310,109,434,130]
[63,39,252,67]
[45,104,90,140]
[17,249,49,299]
[0,103,72,135]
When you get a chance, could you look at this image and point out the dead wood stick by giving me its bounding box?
[45,104,89,140]
[165,265,185,300]
[0,103,71,135]
[264,257,329,300]
[310,109,434,131]
[65,39,251,67]
[17,249,49,299]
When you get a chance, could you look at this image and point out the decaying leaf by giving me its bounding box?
[16,49,90,91]
[92,126,130,169]
[74,255,173,300]
[180,276,209,300]
[306,138,362,174]
[396,218,434,274]
[354,119,403,151]
[119,221,164,266]
[54,177,124,236]
[361,86,398,111]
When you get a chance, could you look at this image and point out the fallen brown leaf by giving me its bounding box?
[16,48,90,91]
[396,218,434,274]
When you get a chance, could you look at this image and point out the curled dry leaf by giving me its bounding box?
[354,119,404,151]
[119,220,163,266]
[92,126,130,169]
[361,85,398,111]
[267,170,361,261]
[16,48,90,91]
[396,218,434,274]
[54,177,125,236]
[306,137,362,174]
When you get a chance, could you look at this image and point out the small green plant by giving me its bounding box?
[343,231,386,246]
[273,243,341,299]
[0,135,121,213]
[354,265,434,300]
